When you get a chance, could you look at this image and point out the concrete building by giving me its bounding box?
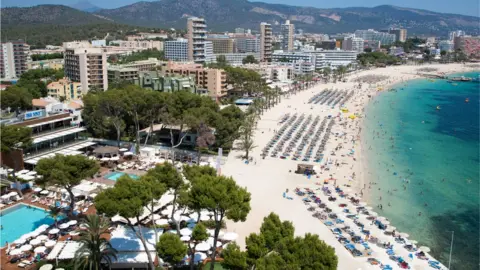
[91,40,107,47]
[382,29,407,42]
[272,51,316,63]
[120,58,161,71]
[454,36,480,58]
[242,63,293,82]
[107,66,139,82]
[1,40,31,79]
[27,59,64,70]
[164,39,189,61]
[63,41,91,49]
[317,41,337,50]
[204,41,215,63]
[46,78,83,101]
[234,36,260,53]
[438,40,454,52]
[355,29,396,45]
[342,36,364,52]
[308,49,358,69]
[281,20,295,52]
[164,62,227,98]
[187,17,207,63]
[64,47,108,92]
[134,71,196,93]
[206,37,235,54]
[449,30,466,41]
[214,53,260,65]
[116,40,164,51]
[363,40,381,52]
[260,22,273,62]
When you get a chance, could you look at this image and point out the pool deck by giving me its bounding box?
[89,167,146,186]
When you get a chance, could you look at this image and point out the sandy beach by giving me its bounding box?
[221,63,477,270]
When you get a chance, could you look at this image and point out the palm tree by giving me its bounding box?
[48,206,62,227]
[74,215,117,270]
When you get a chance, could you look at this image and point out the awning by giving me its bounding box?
[33,127,86,144]
[27,117,73,128]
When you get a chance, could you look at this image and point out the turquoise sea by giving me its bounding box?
[362,71,479,269]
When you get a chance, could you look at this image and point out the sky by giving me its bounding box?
[1,0,479,17]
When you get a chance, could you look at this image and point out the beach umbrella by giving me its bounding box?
[20,244,33,251]
[29,239,41,246]
[44,240,56,248]
[195,242,211,252]
[221,232,238,241]
[40,190,49,195]
[180,235,191,242]
[39,264,53,270]
[207,237,222,247]
[14,238,27,245]
[388,226,396,231]
[48,228,59,234]
[69,231,80,236]
[33,187,43,193]
[419,246,430,253]
[68,220,78,226]
[155,219,169,226]
[180,228,193,236]
[59,223,70,229]
[34,246,47,254]
[381,220,390,225]
[36,235,49,242]
[10,249,22,255]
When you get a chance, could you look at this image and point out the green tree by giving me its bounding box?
[31,53,63,61]
[0,85,33,110]
[95,176,164,269]
[156,233,188,267]
[74,215,117,270]
[242,55,259,64]
[189,174,251,270]
[237,114,256,160]
[214,105,245,149]
[188,223,209,270]
[121,85,147,153]
[48,206,62,227]
[221,242,247,270]
[99,89,127,147]
[260,213,294,250]
[0,125,33,195]
[35,155,99,215]
[216,55,228,68]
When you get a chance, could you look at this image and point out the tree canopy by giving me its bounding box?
[357,52,400,66]
[112,49,165,64]
[156,233,188,266]
[242,55,259,64]
[0,125,33,153]
[31,53,63,61]
[0,86,33,110]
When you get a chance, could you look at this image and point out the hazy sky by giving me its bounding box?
[1,0,479,17]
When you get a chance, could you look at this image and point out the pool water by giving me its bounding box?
[104,172,140,181]
[0,204,62,244]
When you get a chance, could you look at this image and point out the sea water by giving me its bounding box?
[362,72,479,269]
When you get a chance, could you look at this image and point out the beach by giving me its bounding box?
[221,63,478,270]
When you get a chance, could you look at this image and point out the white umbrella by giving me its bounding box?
[10,249,22,255]
[68,220,78,226]
[388,226,396,231]
[44,240,56,248]
[180,228,193,236]
[207,237,222,247]
[49,228,59,234]
[29,231,40,238]
[221,232,238,241]
[14,238,27,245]
[101,157,110,161]
[59,223,70,229]
[34,246,47,254]
[39,264,53,270]
[111,156,120,161]
[195,242,211,252]
[29,239,41,246]
[119,148,128,152]
[123,151,133,156]
[36,235,48,241]
[69,231,80,236]
[365,206,373,210]
[155,219,169,226]
[34,187,43,193]
[18,169,30,174]
[419,246,430,253]
[40,190,49,195]
[180,235,191,242]
[207,229,215,237]
[20,244,33,251]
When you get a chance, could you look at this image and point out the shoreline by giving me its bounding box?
[222,63,478,270]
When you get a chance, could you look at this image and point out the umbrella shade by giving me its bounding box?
[29,239,41,246]
[419,246,430,253]
[155,219,169,226]
[195,242,211,251]
[180,228,192,236]
[14,238,27,245]
[36,235,49,241]
[34,187,43,192]
[207,237,222,247]
[119,148,128,152]
[123,152,133,156]
[44,240,56,248]
[68,220,78,226]
[20,244,33,251]
[365,206,373,210]
[49,229,59,234]
[221,232,238,241]
[34,246,47,254]
[10,249,23,255]
[59,223,70,229]
[180,235,191,242]
[40,190,50,195]
[39,264,54,270]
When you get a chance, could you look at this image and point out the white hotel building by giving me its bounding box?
[164,39,189,61]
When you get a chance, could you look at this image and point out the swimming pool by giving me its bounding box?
[0,204,63,244]
[104,172,140,181]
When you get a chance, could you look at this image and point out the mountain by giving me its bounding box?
[95,0,479,35]
[70,0,102,13]
[1,5,151,48]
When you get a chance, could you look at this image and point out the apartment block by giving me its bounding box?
[281,20,295,52]
[187,17,207,63]
[214,52,260,65]
[134,71,196,93]
[27,59,64,70]
[355,29,396,45]
[117,40,164,51]
[164,62,227,98]
[206,37,235,54]
[389,29,407,42]
[342,36,365,52]
[234,36,260,53]
[47,78,83,101]
[165,39,189,61]
[1,40,31,79]
[64,47,108,92]
[260,22,273,62]
[107,66,139,82]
